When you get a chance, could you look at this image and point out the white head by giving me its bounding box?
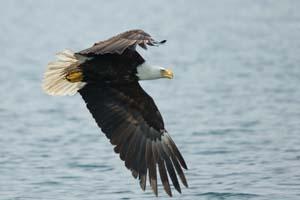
[136,63,174,80]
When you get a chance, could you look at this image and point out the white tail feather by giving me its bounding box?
[42,49,87,96]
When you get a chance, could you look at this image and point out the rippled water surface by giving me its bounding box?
[1,0,300,199]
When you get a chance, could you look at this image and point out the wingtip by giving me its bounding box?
[182,163,188,170]
[150,39,167,46]
[154,187,158,197]
[184,181,189,188]
[139,174,147,191]
[132,170,138,179]
[166,188,173,197]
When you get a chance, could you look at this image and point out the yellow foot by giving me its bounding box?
[66,71,83,82]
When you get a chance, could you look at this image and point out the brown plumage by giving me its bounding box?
[43,29,187,197]
[79,82,188,197]
[78,29,166,56]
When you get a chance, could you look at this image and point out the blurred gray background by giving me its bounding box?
[1,0,300,199]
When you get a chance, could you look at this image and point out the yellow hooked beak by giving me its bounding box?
[160,69,174,79]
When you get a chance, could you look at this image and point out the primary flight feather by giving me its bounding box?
[42,29,188,197]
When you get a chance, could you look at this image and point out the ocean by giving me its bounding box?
[1,0,300,199]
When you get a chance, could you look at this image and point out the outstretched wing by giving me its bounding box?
[79,82,188,196]
[78,29,166,56]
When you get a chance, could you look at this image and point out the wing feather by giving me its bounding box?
[79,82,187,196]
[158,158,172,197]
[78,29,166,56]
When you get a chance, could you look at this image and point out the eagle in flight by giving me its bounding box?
[42,29,188,196]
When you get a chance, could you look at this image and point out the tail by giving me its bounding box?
[42,49,88,96]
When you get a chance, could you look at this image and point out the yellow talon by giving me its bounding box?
[66,71,83,82]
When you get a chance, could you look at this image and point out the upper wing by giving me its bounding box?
[79,82,188,196]
[78,29,166,56]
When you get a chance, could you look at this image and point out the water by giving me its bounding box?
[1,0,300,199]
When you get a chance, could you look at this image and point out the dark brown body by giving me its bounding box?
[77,49,144,84]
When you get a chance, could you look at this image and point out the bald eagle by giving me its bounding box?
[42,29,188,196]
